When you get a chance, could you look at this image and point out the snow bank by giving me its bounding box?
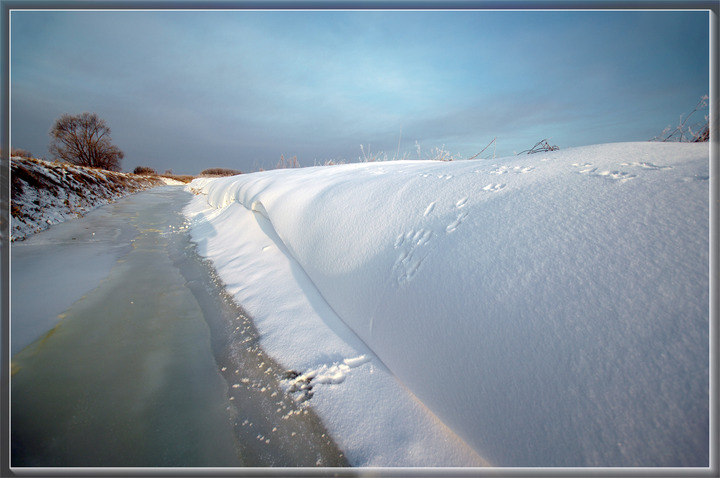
[10,157,163,241]
[185,142,710,467]
[158,176,187,186]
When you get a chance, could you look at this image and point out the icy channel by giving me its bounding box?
[10,186,347,467]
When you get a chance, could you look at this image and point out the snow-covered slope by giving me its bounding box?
[10,157,163,241]
[185,142,710,467]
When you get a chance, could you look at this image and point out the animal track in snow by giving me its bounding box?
[394,228,434,285]
[420,173,453,180]
[394,228,433,249]
[424,201,436,216]
[489,165,534,175]
[619,161,672,170]
[446,211,469,234]
[573,163,637,183]
[482,183,506,192]
[393,195,474,285]
[681,174,709,182]
[596,170,637,182]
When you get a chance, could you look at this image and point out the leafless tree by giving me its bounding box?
[49,112,124,171]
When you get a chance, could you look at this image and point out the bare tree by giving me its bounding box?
[49,113,124,171]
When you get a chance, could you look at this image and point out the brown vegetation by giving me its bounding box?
[49,112,124,171]
[10,157,165,240]
[133,166,157,175]
[160,174,195,183]
[199,168,242,177]
[276,154,300,169]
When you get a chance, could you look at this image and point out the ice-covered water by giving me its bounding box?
[11,186,346,467]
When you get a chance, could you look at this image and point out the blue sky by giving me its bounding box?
[10,9,710,174]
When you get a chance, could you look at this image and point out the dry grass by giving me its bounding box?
[10,156,164,239]
[159,174,195,183]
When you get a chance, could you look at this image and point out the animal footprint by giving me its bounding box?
[424,201,436,216]
[455,197,468,208]
[574,163,637,183]
[482,183,506,192]
[446,211,469,234]
[394,228,434,285]
[395,228,432,249]
[681,174,709,182]
[573,163,597,174]
[619,161,672,170]
[489,165,533,175]
[596,170,637,182]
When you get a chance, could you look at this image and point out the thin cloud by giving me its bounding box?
[9,9,710,173]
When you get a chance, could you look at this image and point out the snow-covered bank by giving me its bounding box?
[185,142,710,467]
[10,156,164,241]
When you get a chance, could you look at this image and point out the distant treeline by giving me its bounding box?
[134,166,241,177]
[199,168,243,177]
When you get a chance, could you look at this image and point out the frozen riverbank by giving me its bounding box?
[185,142,710,467]
[9,156,163,241]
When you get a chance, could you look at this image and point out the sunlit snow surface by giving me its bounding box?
[184,142,710,467]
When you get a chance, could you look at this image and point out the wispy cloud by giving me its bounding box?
[10,9,709,173]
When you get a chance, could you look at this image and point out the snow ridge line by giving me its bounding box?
[241,192,385,365]
[189,177,397,389]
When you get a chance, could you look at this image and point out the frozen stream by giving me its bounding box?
[11,186,348,467]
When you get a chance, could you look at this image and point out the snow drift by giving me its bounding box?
[185,142,709,467]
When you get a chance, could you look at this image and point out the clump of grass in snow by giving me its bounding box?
[359,142,461,163]
[517,139,559,155]
[317,137,497,168]
[653,94,709,143]
[314,158,347,166]
[276,154,301,169]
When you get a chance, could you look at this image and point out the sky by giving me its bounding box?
[10,8,710,175]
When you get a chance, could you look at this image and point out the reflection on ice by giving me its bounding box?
[11,187,347,467]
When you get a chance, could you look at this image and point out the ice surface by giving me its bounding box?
[10,196,144,355]
[185,142,710,467]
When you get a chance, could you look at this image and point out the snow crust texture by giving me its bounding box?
[186,142,710,467]
[10,156,163,241]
